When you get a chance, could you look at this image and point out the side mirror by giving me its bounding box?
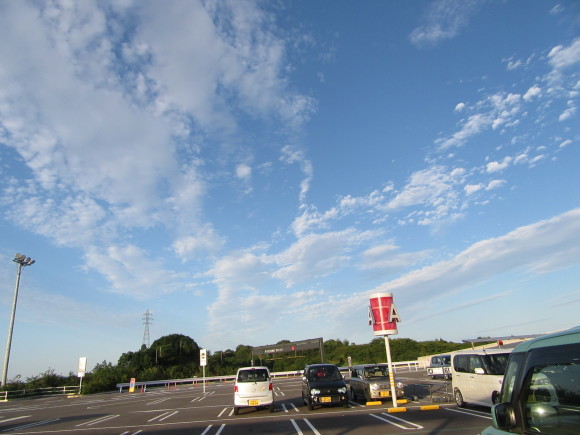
[491,403,516,430]
[302,376,307,382]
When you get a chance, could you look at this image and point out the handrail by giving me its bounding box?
[0,385,79,401]
[115,360,424,391]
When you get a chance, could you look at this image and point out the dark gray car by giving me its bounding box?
[302,364,349,410]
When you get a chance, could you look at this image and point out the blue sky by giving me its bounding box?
[0,0,579,379]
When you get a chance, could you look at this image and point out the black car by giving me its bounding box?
[301,364,349,410]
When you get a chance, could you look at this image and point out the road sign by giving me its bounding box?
[200,349,207,367]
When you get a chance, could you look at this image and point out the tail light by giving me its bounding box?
[234,386,238,392]
[269,383,273,391]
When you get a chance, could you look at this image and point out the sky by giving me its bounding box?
[0,0,579,380]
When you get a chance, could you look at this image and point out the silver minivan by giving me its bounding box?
[233,366,274,415]
[451,348,512,407]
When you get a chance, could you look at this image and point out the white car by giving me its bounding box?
[233,366,274,415]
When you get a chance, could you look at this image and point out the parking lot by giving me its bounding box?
[0,369,494,434]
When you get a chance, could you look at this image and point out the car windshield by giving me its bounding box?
[237,369,269,382]
[307,366,342,381]
[364,366,389,378]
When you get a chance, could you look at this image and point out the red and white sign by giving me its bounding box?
[368,292,400,336]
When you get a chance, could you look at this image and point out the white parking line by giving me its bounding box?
[76,414,119,427]
[148,410,178,422]
[201,424,226,435]
[147,397,170,405]
[290,419,303,435]
[0,416,30,424]
[282,403,299,413]
[2,418,59,432]
[444,408,492,419]
[290,418,321,435]
[370,413,424,430]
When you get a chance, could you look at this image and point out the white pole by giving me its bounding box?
[203,365,206,394]
[384,335,398,408]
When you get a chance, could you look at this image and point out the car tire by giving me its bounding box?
[454,388,465,407]
[233,406,239,415]
[269,403,275,413]
[351,389,357,401]
[308,399,314,410]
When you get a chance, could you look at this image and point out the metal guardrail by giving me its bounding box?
[115,360,424,392]
[0,386,80,401]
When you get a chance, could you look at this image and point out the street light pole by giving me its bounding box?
[2,254,35,387]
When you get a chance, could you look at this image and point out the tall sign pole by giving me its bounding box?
[78,357,87,395]
[200,349,207,394]
[368,292,401,408]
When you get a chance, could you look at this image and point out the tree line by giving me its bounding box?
[2,334,474,394]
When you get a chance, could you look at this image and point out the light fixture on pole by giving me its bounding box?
[1,253,35,387]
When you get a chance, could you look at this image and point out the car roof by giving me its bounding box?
[305,363,337,368]
[511,326,580,353]
[352,363,387,367]
[236,366,270,371]
[452,348,513,355]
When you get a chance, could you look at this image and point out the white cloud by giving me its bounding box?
[236,163,252,181]
[486,157,512,173]
[409,0,481,47]
[84,244,184,299]
[454,102,466,112]
[280,145,314,205]
[559,106,576,121]
[523,85,541,101]
[371,208,580,305]
[387,165,465,211]
[464,184,482,195]
[548,38,580,71]
[486,179,506,190]
[359,243,431,272]
[272,229,373,287]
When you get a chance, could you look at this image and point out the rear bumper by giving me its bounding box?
[234,394,274,407]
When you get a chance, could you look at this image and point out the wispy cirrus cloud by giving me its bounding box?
[409,0,482,48]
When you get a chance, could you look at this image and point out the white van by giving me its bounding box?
[233,366,274,415]
[451,348,512,407]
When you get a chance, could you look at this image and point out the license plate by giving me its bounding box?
[248,400,259,406]
[380,391,390,397]
[321,396,331,403]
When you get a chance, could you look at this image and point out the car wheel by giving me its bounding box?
[308,399,314,410]
[233,406,239,415]
[351,389,357,401]
[364,389,371,402]
[269,403,275,413]
[454,388,465,407]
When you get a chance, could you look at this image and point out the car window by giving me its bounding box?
[524,362,580,434]
[364,366,388,378]
[237,369,269,382]
[454,355,469,373]
[500,353,523,403]
[307,366,342,381]
[469,355,483,373]
[483,354,510,375]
